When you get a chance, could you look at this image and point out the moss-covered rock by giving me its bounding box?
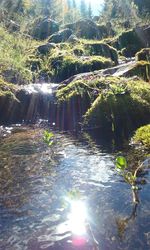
[64,19,115,40]
[0,76,19,124]
[0,77,17,99]
[45,40,118,81]
[48,28,73,43]
[56,76,150,134]
[136,48,150,62]
[132,124,150,152]
[64,19,100,39]
[50,54,112,82]
[30,17,59,40]
[83,41,118,65]
[123,61,150,82]
[113,26,150,57]
[37,43,56,55]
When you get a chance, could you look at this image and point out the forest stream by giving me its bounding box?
[0,1,150,249]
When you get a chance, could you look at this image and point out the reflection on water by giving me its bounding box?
[67,200,87,235]
[0,125,150,250]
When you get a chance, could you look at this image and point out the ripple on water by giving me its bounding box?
[0,126,150,250]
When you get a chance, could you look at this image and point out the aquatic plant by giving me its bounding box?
[115,156,148,204]
[43,130,54,146]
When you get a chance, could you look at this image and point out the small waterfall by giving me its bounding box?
[0,59,137,129]
[0,83,59,125]
[0,82,88,131]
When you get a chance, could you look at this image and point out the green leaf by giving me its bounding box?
[116,156,127,171]
[43,130,54,146]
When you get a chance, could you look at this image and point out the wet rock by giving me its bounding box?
[48,28,73,43]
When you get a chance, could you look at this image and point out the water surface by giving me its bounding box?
[0,126,150,250]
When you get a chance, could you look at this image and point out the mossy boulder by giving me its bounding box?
[0,77,17,98]
[0,76,19,124]
[83,42,118,65]
[1,68,32,85]
[50,54,112,82]
[56,76,150,134]
[45,41,118,81]
[30,18,59,40]
[123,61,150,82]
[48,29,73,43]
[64,19,112,40]
[65,19,99,39]
[132,124,150,152]
[136,48,150,62]
[115,26,150,57]
[37,43,56,55]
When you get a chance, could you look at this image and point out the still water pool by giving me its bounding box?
[0,126,150,250]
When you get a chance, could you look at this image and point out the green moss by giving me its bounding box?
[83,41,118,65]
[0,76,17,100]
[136,48,150,62]
[50,54,112,81]
[56,76,150,135]
[118,29,143,56]
[132,124,150,151]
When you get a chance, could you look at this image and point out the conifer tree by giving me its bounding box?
[88,2,92,19]
[72,0,76,9]
[80,0,87,18]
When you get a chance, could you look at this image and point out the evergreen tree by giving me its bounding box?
[88,2,92,19]
[72,0,76,9]
[100,0,139,28]
[67,0,71,9]
[80,0,87,18]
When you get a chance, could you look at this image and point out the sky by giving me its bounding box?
[76,0,104,15]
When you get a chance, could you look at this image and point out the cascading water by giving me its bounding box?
[0,83,59,125]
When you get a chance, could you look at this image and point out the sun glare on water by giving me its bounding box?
[68,200,87,235]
